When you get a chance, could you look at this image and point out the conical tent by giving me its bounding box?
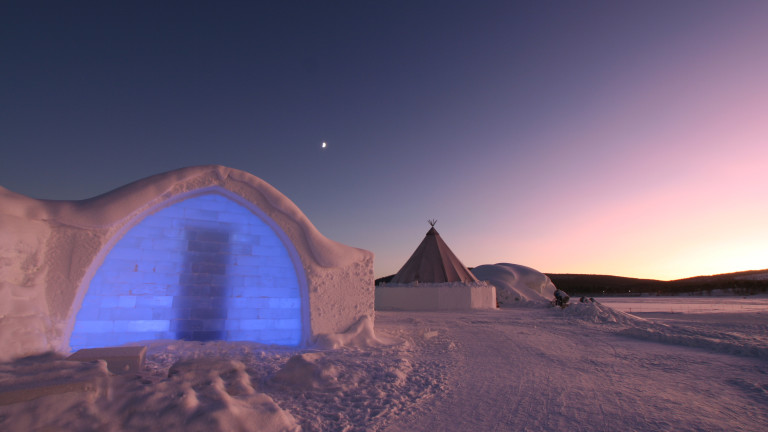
[391,227,478,283]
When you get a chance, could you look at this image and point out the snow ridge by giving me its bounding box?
[557,302,648,325]
[560,302,768,359]
[618,324,768,359]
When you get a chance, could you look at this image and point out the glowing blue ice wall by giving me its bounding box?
[70,193,303,350]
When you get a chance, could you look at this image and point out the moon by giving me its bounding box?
[322,142,327,149]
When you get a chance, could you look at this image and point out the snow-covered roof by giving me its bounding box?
[0,165,366,268]
[471,263,557,304]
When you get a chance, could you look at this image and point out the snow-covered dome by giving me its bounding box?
[471,263,557,305]
[0,165,373,361]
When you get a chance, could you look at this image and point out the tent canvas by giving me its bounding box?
[390,227,478,284]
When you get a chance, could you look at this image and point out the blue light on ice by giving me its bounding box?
[70,193,302,350]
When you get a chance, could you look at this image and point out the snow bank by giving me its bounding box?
[556,301,648,325]
[270,353,340,390]
[313,316,398,350]
[471,263,557,305]
[0,166,374,361]
[618,323,768,359]
[0,354,299,431]
[0,353,110,406]
[558,301,768,360]
[164,359,300,431]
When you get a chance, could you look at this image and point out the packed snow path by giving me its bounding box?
[1,305,767,431]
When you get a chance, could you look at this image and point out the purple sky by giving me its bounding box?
[2,1,767,280]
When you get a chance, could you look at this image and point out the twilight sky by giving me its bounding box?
[2,1,767,280]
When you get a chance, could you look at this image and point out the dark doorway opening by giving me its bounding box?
[175,227,231,341]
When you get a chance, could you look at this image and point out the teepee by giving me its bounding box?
[391,220,478,284]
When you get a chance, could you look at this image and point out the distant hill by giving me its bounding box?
[376,268,768,296]
[546,269,768,296]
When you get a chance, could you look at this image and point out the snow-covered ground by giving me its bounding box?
[597,295,768,314]
[2,300,767,431]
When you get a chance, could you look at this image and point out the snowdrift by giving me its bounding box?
[558,302,768,359]
[0,165,374,361]
[0,315,421,432]
[556,301,647,325]
[471,263,557,305]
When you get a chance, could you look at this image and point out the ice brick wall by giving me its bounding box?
[70,193,303,350]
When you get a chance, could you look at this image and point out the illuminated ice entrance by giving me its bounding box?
[70,193,303,350]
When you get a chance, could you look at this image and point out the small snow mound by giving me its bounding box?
[314,316,397,350]
[0,354,111,405]
[158,358,299,432]
[168,358,256,396]
[384,360,412,387]
[270,353,340,390]
[471,263,557,305]
[558,302,647,325]
[0,355,300,432]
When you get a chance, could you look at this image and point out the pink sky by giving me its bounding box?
[440,11,768,280]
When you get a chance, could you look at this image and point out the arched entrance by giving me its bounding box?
[69,190,306,350]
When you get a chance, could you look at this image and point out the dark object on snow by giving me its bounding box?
[553,289,570,308]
